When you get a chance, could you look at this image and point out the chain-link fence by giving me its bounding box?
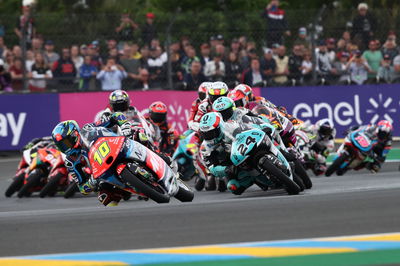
[0,7,399,92]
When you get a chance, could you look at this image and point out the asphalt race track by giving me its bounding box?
[0,157,399,257]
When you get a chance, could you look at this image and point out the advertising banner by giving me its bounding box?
[262,84,400,136]
[59,91,197,133]
[0,93,59,150]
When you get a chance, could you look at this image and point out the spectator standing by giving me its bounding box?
[25,50,35,71]
[183,61,206,90]
[225,52,242,86]
[88,44,102,70]
[288,45,304,84]
[301,51,313,83]
[351,3,377,50]
[120,44,141,89]
[315,41,336,82]
[362,40,382,80]
[243,58,266,87]
[377,54,393,83]
[52,47,77,87]
[199,43,212,67]
[97,57,127,91]
[134,68,153,90]
[294,27,310,50]
[142,13,157,46]
[147,46,167,86]
[230,38,241,56]
[204,53,225,81]
[261,0,290,47]
[9,58,23,90]
[14,6,35,48]
[79,55,97,91]
[44,40,59,67]
[181,46,199,75]
[115,12,138,46]
[139,46,150,69]
[71,45,83,72]
[131,43,141,59]
[29,52,52,92]
[260,48,276,82]
[381,35,399,62]
[326,38,337,63]
[333,52,350,84]
[346,51,372,85]
[273,45,289,84]
[31,37,42,54]
[80,44,88,57]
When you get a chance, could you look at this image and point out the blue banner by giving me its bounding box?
[0,93,59,150]
[262,84,400,137]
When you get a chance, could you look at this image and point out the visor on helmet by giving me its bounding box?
[201,126,221,141]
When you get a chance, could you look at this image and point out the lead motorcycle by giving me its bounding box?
[230,127,301,195]
[325,130,376,176]
[83,126,194,204]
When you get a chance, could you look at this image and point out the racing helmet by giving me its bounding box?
[316,119,335,140]
[376,120,393,140]
[52,120,82,156]
[234,84,253,100]
[228,89,248,108]
[212,96,235,121]
[199,112,223,142]
[109,90,130,112]
[149,101,168,124]
[207,81,229,103]
[198,82,212,101]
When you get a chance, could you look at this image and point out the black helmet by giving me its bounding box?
[109,90,130,112]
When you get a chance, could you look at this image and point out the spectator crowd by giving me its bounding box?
[1,2,400,92]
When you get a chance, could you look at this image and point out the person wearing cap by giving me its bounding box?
[362,40,382,80]
[260,48,276,83]
[261,0,290,47]
[333,52,351,84]
[345,50,372,85]
[142,12,157,46]
[377,54,393,83]
[44,40,59,67]
[14,6,36,48]
[294,27,310,50]
[115,12,138,44]
[351,3,377,50]
[315,40,336,83]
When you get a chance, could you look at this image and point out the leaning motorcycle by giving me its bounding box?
[230,128,301,195]
[84,127,194,204]
[325,130,376,176]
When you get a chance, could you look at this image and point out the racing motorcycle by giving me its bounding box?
[325,130,376,176]
[230,127,301,195]
[83,126,194,204]
[17,145,63,198]
[39,153,71,198]
[253,105,312,189]
[5,147,38,197]
[172,131,198,181]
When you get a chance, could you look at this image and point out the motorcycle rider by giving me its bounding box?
[52,113,135,206]
[146,101,179,156]
[346,120,393,173]
[187,82,212,131]
[299,119,336,175]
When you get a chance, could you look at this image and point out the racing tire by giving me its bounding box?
[17,169,44,198]
[64,183,78,198]
[205,175,216,191]
[259,158,300,195]
[121,164,170,204]
[293,174,305,192]
[174,180,194,202]
[217,178,227,192]
[325,154,348,177]
[294,159,312,189]
[5,173,24,197]
[39,173,63,198]
[194,176,205,191]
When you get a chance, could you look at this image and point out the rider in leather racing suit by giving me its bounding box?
[187,82,212,131]
[52,113,135,206]
[346,120,393,173]
[298,119,336,175]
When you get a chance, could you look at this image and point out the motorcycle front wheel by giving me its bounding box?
[5,173,25,197]
[17,169,44,198]
[325,154,349,177]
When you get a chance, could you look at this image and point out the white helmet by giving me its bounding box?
[315,119,336,140]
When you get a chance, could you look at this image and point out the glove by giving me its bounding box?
[100,112,112,123]
[120,123,133,138]
[209,165,227,178]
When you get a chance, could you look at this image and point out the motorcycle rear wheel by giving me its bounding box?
[121,164,170,204]
[64,183,78,198]
[5,173,24,197]
[294,159,312,189]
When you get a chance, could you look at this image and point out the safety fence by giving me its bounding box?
[0,84,398,150]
